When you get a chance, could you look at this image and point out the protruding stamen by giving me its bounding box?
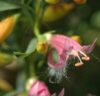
[79,50,87,57]
[79,51,90,61]
[70,50,84,67]
[82,56,90,61]
[75,53,83,67]
[75,62,83,67]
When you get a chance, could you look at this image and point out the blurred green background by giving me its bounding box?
[0,0,100,96]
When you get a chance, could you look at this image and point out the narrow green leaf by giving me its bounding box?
[14,38,37,57]
[14,52,26,55]
[13,52,29,58]
[0,1,20,12]
[25,38,37,54]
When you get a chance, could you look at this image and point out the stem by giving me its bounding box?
[29,62,36,77]
[29,53,38,79]
[33,22,40,37]
[33,0,44,37]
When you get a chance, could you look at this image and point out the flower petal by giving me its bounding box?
[58,88,65,96]
[49,35,68,54]
[51,88,65,96]
[48,49,67,69]
[82,38,97,54]
[51,93,56,96]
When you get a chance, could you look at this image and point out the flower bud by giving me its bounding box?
[45,0,60,4]
[29,80,50,96]
[0,78,13,92]
[42,3,74,23]
[74,0,87,5]
[0,14,20,43]
[0,52,16,67]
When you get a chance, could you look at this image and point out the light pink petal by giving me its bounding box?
[51,93,57,96]
[49,35,82,54]
[49,35,67,54]
[82,38,97,54]
[58,88,65,96]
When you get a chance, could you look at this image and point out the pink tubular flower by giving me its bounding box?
[48,34,97,82]
[29,80,64,96]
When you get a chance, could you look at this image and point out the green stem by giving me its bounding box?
[29,54,38,79]
[29,63,36,77]
[33,0,44,37]
[33,22,40,37]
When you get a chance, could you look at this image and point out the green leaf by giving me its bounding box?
[14,38,37,57]
[25,38,37,54]
[0,1,20,12]
[13,52,28,57]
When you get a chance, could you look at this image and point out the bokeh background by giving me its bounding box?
[0,0,100,96]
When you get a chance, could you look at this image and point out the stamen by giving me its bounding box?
[82,57,90,61]
[75,62,83,67]
[70,50,83,67]
[75,54,83,67]
[79,50,87,57]
[79,51,90,61]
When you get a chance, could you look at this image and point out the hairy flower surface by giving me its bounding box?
[48,34,96,82]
